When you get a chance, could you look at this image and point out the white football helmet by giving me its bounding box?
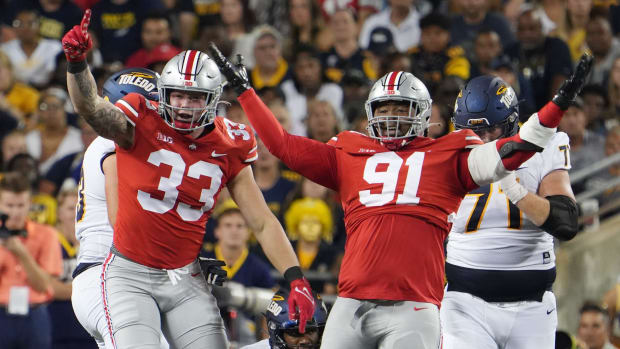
[365,71,432,148]
[158,50,223,131]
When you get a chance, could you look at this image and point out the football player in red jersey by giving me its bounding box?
[62,10,315,349]
[207,43,593,349]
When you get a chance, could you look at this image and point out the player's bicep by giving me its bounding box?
[92,99,135,149]
[538,170,574,200]
[227,166,276,233]
[102,154,118,226]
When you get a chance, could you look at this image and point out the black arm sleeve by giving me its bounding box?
[540,195,579,241]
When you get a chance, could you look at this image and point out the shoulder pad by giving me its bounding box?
[434,130,483,151]
[328,131,385,154]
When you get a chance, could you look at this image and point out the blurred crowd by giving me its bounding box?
[0,0,619,348]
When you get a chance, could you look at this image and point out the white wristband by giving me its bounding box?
[499,172,529,204]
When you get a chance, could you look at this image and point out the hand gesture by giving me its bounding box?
[198,257,227,286]
[206,42,250,95]
[553,53,594,110]
[62,9,93,63]
[288,277,315,333]
[1,236,27,257]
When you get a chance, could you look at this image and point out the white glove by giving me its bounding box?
[499,172,528,204]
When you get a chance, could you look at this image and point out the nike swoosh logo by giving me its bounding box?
[191,272,201,277]
[517,166,528,170]
[547,308,555,315]
[211,151,226,157]
[414,307,427,311]
[294,287,314,304]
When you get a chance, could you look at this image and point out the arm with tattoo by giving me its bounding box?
[62,9,134,149]
[67,69,134,149]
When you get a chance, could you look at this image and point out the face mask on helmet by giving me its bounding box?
[158,50,223,131]
[365,71,432,150]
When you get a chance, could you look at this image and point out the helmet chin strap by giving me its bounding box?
[381,137,414,150]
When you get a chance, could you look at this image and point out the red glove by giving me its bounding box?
[62,9,93,62]
[288,277,315,333]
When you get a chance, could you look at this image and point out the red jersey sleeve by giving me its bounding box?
[114,92,147,127]
[238,89,339,191]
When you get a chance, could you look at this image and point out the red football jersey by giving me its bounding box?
[113,93,257,269]
[326,131,483,305]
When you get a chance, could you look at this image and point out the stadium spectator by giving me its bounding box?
[268,100,292,132]
[490,56,537,119]
[25,88,83,177]
[602,279,620,347]
[221,0,257,69]
[577,302,616,349]
[48,188,96,348]
[286,0,329,54]
[427,104,449,139]
[409,12,470,95]
[607,56,620,116]
[470,29,503,78]
[0,51,40,130]
[506,8,573,110]
[0,8,62,88]
[564,0,592,63]
[172,0,221,49]
[39,117,98,197]
[321,8,376,84]
[0,172,62,349]
[449,0,515,53]
[247,25,292,90]
[285,197,337,294]
[282,45,343,136]
[1,131,27,171]
[90,0,165,64]
[5,153,57,226]
[124,11,181,69]
[305,99,342,144]
[580,84,612,136]
[558,98,606,192]
[583,126,620,218]
[359,0,421,53]
[21,0,83,41]
[585,14,620,85]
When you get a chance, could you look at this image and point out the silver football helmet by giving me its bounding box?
[365,71,432,148]
[158,50,223,131]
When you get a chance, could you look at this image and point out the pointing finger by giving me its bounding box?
[81,9,91,35]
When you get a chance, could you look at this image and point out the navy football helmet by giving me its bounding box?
[103,67,159,104]
[452,75,519,140]
[266,289,328,349]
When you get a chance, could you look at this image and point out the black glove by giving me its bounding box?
[552,53,594,110]
[206,42,250,96]
[199,257,227,286]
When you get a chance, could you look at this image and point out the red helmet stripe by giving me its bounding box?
[183,50,198,81]
[386,71,402,91]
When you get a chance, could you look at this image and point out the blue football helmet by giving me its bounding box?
[452,75,519,140]
[266,289,328,349]
[103,67,160,104]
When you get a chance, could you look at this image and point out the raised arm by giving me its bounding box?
[227,166,315,333]
[63,10,134,149]
[207,43,339,191]
[462,54,594,189]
